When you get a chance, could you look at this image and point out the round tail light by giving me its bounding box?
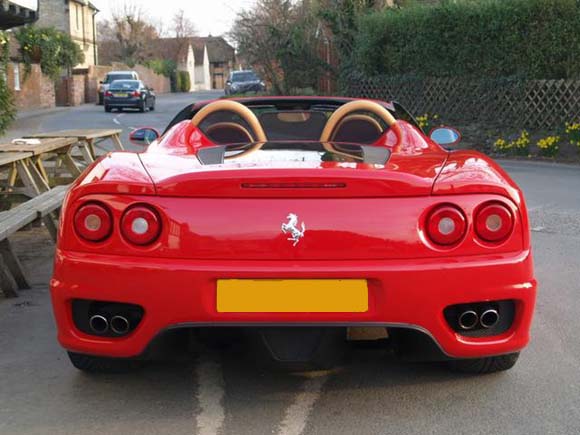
[426,205,467,246]
[121,205,161,245]
[74,203,113,242]
[475,202,513,243]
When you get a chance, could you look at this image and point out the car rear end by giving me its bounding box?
[104,80,143,110]
[98,72,138,105]
[50,145,536,369]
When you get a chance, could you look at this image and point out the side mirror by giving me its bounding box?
[149,87,155,92]
[429,126,462,148]
[129,127,161,145]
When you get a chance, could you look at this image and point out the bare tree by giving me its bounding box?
[231,0,327,94]
[99,2,159,66]
[171,9,197,39]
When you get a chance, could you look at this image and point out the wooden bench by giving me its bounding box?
[0,185,69,298]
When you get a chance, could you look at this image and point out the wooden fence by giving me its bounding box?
[344,74,580,129]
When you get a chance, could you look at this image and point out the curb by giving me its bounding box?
[16,106,72,121]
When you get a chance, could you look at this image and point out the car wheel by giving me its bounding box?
[139,100,146,113]
[448,352,520,374]
[67,352,142,374]
[105,105,112,113]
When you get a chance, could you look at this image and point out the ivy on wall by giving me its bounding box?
[15,26,85,80]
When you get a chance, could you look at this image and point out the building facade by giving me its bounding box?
[35,0,99,67]
[0,0,38,29]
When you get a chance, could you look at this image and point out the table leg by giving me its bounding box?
[78,143,95,165]
[26,160,50,193]
[60,151,82,178]
[34,157,50,187]
[111,134,125,151]
[87,138,97,159]
[16,160,42,196]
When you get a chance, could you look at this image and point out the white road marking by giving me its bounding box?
[277,371,332,435]
[195,356,226,435]
[112,113,124,125]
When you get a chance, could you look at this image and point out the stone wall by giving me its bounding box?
[6,63,55,110]
[34,0,69,33]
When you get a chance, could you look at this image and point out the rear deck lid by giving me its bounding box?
[140,142,448,198]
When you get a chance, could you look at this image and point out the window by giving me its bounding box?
[75,4,80,29]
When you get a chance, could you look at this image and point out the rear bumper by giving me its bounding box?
[50,249,536,359]
[104,98,142,108]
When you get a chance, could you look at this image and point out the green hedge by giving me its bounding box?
[177,71,191,92]
[354,0,580,79]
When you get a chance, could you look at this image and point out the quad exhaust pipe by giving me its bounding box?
[89,314,131,335]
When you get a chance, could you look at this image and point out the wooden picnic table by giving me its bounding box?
[0,137,85,185]
[0,150,51,198]
[26,128,125,158]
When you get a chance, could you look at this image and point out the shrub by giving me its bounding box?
[144,59,176,78]
[493,130,530,155]
[178,71,191,92]
[174,70,182,93]
[354,0,580,79]
[537,136,561,157]
[564,122,580,152]
[15,27,84,79]
[493,138,511,154]
[415,113,440,133]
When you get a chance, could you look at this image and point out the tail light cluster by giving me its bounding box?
[104,91,112,97]
[426,201,514,247]
[132,90,141,97]
[74,203,161,246]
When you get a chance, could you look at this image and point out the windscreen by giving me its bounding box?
[106,74,135,83]
[232,72,258,82]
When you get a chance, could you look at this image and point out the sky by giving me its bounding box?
[92,0,257,37]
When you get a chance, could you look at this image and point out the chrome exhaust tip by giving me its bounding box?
[458,310,479,330]
[110,316,130,335]
[480,309,500,329]
[89,315,109,334]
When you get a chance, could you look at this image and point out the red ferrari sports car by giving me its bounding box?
[50,97,537,374]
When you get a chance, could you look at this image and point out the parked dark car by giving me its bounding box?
[104,80,156,113]
[97,71,139,105]
[225,70,266,95]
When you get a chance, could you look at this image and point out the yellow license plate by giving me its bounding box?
[113,93,128,97]
[216,279,369,313]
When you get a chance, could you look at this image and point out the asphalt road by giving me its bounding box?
[5,90,224,153]
[1,96,579,435]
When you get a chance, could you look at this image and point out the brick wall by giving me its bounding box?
[6,63,56,110]
[56,75,86,106]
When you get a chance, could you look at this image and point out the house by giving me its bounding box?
[191,37,236,90]
[34,0,99,67]
[0,0,38,29]
[143,36,235,91]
